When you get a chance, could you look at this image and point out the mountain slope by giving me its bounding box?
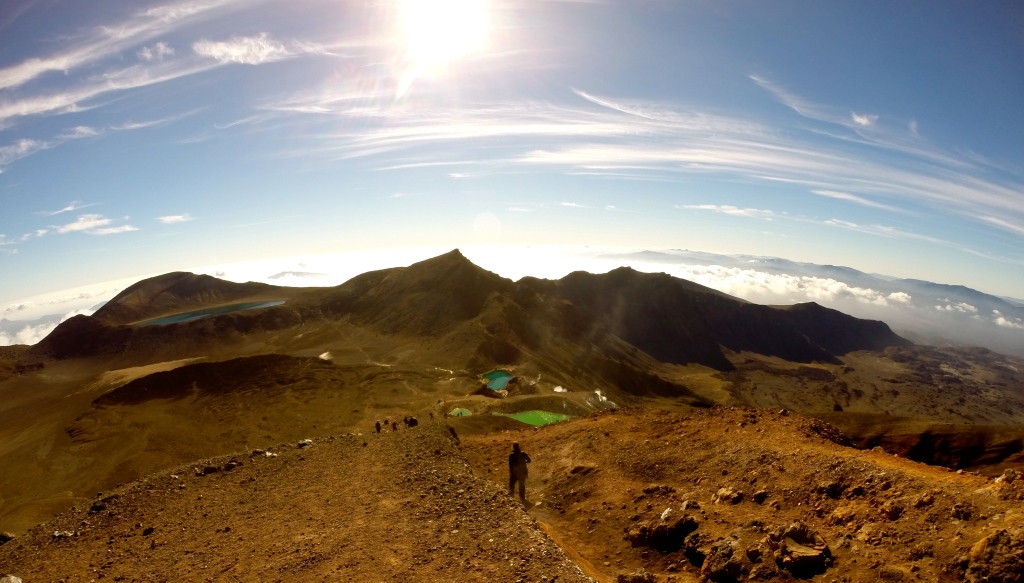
[92,271,296,326]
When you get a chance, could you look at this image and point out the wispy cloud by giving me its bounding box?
[0,0,242,92]
[0,58,220,129]
[137,42,175,62]
[561,202,588,208]
[56,214,138,235]
[0,138,49,168]
[811,189,901,212]
[678,204,777,220]
[60,125,100,140]
[56,214,112,233]
[38,200,92,216]
[156,213,194,223]
[193,33,289,65]
[90,225,140,235]
[851,112,878,127]
[235,81,1024,250]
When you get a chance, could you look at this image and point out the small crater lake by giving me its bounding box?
[482,369,514,390]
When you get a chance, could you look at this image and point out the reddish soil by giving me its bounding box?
[3,408,1024,583]
[0,423,592,583]
[462,407,1024,582]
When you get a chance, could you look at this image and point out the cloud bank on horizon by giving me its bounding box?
[0,1,1021,307]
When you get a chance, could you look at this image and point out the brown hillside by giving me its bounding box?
[92,271,297,326]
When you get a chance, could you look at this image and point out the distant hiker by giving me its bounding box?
[508,442,532,503]
[375,420,381,434]
[429,412,434,420]
[391,421,399,431]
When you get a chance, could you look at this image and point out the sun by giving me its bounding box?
[399,0,489,66]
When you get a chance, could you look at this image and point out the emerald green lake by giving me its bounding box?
[136,301,285,326]
[493,410,570,426]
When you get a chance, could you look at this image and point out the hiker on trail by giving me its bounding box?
[375,420,381,434]
[508,442,532,503]
[429,412,434,421]
[391,421,399,431]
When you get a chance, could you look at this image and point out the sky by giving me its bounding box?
[1,1,1023,325]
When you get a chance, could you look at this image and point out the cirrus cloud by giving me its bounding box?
[56,214,138,235]
[193,33,288,65]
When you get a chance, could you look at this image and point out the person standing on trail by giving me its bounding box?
[391,420,399,431]
[508,442,531,503]
[375,420,381,433]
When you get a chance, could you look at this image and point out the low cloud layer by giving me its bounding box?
[603,250,1024,357]
[0,306,97,345]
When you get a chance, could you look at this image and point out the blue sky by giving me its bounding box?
[1,0,1023,308]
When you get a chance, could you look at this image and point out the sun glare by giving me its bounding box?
[399,0,489,65]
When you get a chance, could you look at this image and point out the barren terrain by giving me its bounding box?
[4,409,1024,582]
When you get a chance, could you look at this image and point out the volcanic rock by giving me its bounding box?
[966,527,1024,583]
[767,521,831,577]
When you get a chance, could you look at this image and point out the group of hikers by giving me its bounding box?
[373,415,420,433]
[371,414,533,504]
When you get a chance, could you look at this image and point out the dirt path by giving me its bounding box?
[0,423,594,582]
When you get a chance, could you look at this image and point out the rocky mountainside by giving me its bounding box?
[28,250,908,370]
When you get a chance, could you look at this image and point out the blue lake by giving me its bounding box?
[483,369,514,390]
[135,301,285,326]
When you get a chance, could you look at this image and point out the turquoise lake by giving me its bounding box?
[482,369,514,390]
[135,301,285,326]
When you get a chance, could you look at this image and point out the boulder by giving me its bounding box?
[880,498,904,521]
[625,513,699,553]
[0,532,13,545]
[966,527,1024,583]
[995,469,1017,484]
[951,501,974,520]
[0,576,23,583]
[684,531,708,566]
[767,522,831,577]
[712,487,743,505]
[700,538,744,582]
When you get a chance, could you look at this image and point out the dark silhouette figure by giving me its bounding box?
[408,416,418,427]
[391,421,398,431]
[429,412,434,420]
[508,442,531,502]
[375,420,381,433]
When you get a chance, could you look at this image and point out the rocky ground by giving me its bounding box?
[0,423,593,583]
[461,407,1024,583]
[3,407,1024,583]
